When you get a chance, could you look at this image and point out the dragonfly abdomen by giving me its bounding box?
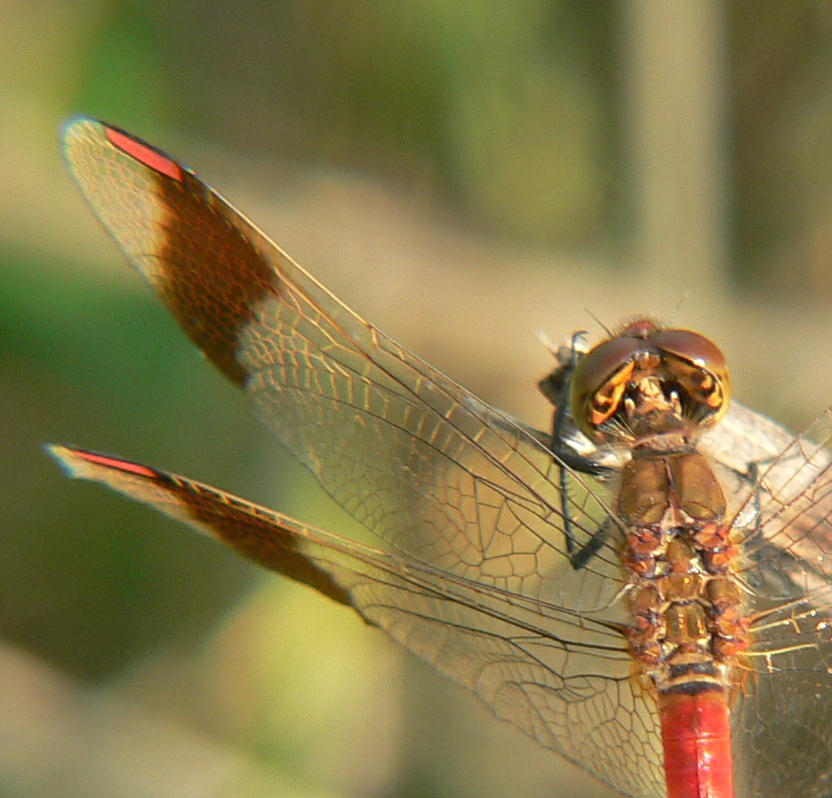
[619,450,747,798]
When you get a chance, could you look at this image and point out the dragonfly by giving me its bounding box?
[49,117,832,798]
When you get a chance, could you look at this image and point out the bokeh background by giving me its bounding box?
[5,2,832,797]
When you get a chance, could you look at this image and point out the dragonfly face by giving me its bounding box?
[50,118,832,798]
[565,320,730,442]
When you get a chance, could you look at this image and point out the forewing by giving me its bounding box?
[62,117,622,609]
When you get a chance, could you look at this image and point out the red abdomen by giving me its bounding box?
[660,689,733,798]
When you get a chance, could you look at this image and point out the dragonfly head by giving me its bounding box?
[568,320,731,444]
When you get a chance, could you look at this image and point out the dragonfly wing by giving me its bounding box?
[697,404,832,797]
[62,118,622,608]
[48,444,665,798]
[731,629,832,798]
[701,400,799,477]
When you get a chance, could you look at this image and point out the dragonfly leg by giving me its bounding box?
[541,332,609,566]
[568,519,613,570]
[732,455,772,546]
[733,456,773,554]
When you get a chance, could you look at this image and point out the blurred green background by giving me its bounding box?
[5,2,832,797]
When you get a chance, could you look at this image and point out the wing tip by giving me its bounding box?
[44,442,84,478]
[44,443,159,482]
[61,113,96,134]
[61,116,183,181]
[60,115,100,153]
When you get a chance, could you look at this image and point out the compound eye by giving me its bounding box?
[649,329,731,421]
[569,335,642,439]
[649,329,726,374]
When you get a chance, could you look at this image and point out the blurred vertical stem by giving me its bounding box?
[624,1,728,299]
